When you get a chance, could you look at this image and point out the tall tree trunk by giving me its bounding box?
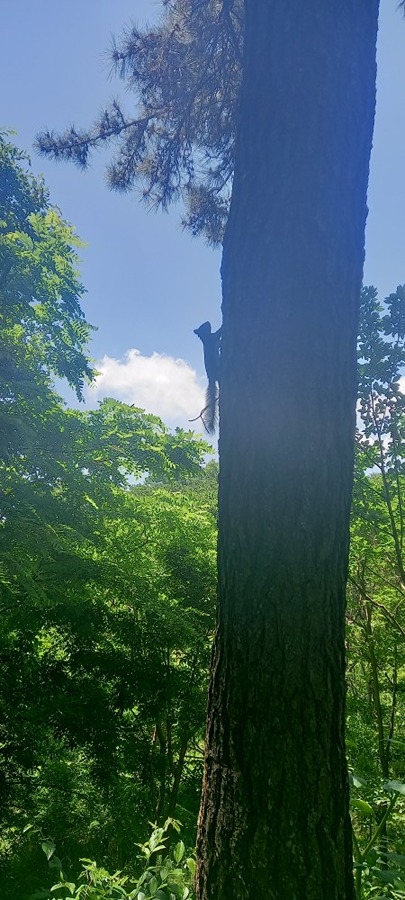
[196,2,379,898]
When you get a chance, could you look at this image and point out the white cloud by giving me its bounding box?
[87,348,206,430]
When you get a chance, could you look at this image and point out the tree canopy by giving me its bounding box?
[36,1,241,244]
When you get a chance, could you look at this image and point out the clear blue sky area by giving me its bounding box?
[2,1,405,424]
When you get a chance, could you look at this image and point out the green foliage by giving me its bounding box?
[0,411,213,895]
[0,417,214,895]
[32,820,195,900]
[351,778,405,898]
[0,131,94,413]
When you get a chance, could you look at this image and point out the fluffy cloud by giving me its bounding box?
[87,349,206,430]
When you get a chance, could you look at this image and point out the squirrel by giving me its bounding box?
[192,321,222,434]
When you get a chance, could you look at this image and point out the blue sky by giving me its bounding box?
[2,1,405,431]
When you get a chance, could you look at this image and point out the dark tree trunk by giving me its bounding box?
[196,2,379,898]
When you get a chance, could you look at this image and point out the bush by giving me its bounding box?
[30,820,195,900]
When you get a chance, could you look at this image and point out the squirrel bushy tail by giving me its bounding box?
[203,380,218,434]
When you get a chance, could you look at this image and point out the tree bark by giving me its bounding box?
[196,2,379,898]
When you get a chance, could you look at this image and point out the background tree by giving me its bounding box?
[346,286,405,897]
[0,132,94,460]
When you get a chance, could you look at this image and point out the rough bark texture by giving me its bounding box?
[196,2,379,898]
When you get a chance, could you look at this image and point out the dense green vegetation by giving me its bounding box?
[1,134,405,899]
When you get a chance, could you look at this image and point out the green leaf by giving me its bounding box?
[186,858,196,877]
[384,779,405,796]
[373,868,405,886]
[351,799,374,817]
[380,852,405,867]
[173,841,185,863]
[148,876,158,895]
[348,772,367,789]
[84,493,98,509]
[41,839,56,861]
[16,231,34,249]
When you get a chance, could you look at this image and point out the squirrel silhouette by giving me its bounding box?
[193,321,222,434]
